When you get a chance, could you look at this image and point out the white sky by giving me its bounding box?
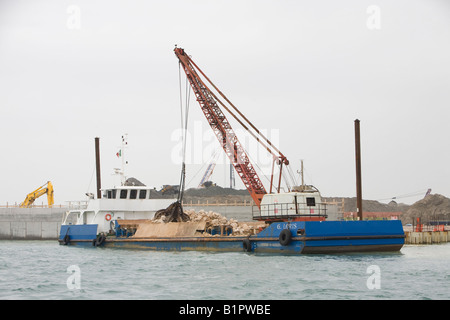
[0,0,449,205]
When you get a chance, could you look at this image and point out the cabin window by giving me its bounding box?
[306,197,316,206]
[120,190,127,199]
[130,189,137,199]
[111,189,117,199]
[139,190,147,199]
[107,190,112,199]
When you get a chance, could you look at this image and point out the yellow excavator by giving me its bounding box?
[20,181,54,208]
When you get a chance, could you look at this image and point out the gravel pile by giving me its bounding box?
[184,209,266,236]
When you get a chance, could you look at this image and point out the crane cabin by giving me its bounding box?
[253,186,327,222]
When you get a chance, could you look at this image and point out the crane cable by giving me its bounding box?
[177,62,191,203]
[151,58,193,223]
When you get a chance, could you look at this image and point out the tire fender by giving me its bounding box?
[242,238,252,252]
[279,229,292,246]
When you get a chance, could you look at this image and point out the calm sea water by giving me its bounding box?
[0,241,449,300]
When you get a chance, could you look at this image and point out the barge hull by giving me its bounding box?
[302,244,403,254]
[59,220,405,254]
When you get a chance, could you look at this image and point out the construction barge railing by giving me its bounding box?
[182,200,255,206]
[0,203,67,208]
[0,201,88,209]
[252,201,328,221]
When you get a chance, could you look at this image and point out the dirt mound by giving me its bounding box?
[124,177,146,186]
[183,186,251,204]
[402,194,450,224]
[184,186,249,197]
[324,197,410,213]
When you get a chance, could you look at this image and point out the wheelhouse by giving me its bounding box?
[103,187,154,200]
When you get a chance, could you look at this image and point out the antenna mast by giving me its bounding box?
[113,133,128,185]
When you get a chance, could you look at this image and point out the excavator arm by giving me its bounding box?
[20,181,54,208]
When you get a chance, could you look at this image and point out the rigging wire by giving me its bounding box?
[185,147,221,188]
[281,167,292,191]
[177,62,191,203]
[178,62,184,131]
[244,150,274,187]
[286,164,298,188]
[376,189,430,201]
[85,165,96,196]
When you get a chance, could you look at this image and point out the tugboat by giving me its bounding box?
[59,135,176,246]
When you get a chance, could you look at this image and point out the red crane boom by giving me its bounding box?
[174,47,289,208]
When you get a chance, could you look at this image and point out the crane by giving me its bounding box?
[198,150,220,188]
[20,181,54,208]
[174,47,292,208]
[198,162,217,188]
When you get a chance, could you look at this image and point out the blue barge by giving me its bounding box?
[59,219,405,254]
[59,182,405,254]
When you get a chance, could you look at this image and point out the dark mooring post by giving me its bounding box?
[95,137,102,199]
[354,119,363,220]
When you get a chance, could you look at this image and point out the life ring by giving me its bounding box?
[279,229,292,246]
[242,238,252,252]
[105,213,112,221]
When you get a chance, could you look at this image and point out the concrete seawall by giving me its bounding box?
[405,231,450,244]
[0,206,255,240]
[0,208,67,240]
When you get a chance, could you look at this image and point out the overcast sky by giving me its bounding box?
[1,0,449,205]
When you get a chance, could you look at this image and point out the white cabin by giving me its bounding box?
[62,186,176,234]
[255,185,327,220]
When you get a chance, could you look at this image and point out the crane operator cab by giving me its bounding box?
[253,185,327,222]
